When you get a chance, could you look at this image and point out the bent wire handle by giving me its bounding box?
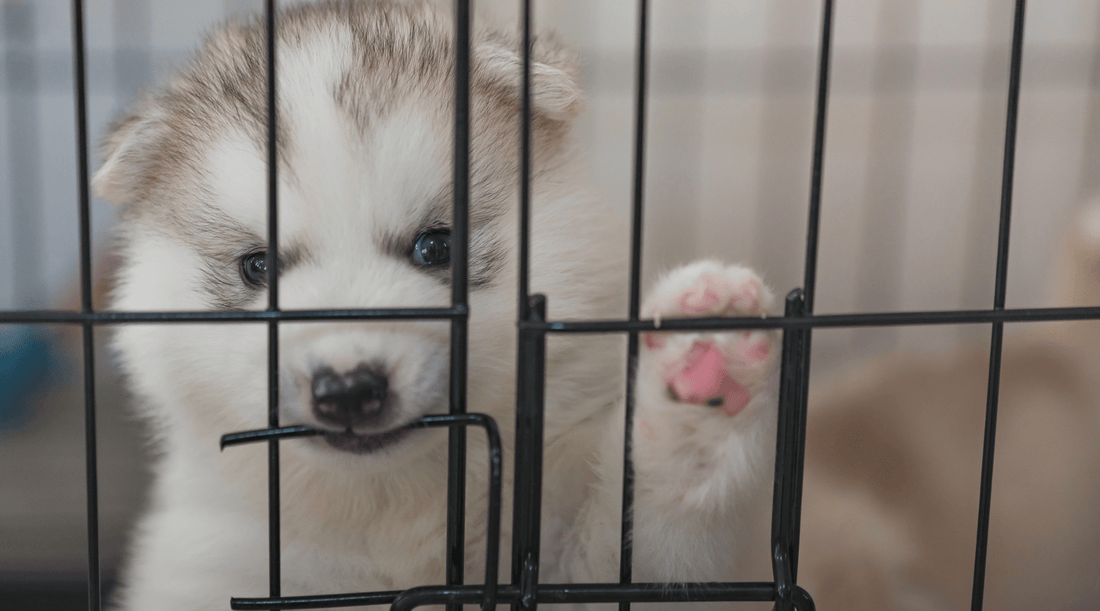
[415,414,504,611]
[221,413,504,611]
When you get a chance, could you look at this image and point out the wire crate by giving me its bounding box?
[4,1,1093,610]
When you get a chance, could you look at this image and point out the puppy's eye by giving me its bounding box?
[240,251,268,287]
[411,231,451,266]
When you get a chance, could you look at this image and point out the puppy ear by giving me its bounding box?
[475,33,584,123]
[92,98,170,206]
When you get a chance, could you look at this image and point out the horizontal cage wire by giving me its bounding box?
[6,0,1099,610]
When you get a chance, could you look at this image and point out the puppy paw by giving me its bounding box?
[639,261,776,419]
[629,262,778,512]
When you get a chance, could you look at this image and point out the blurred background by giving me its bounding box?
[1,0,1099,608]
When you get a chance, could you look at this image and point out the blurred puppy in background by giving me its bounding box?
[798,204,1100,610]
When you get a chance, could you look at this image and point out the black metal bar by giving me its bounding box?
[802,0,834,312]
[511,296,547,611]
[536,305,1100,332]
[990,3,1026,316]
[511,3,540,610]
[234,590,404,610]
[267,321,281,603]
[394,582,782,611]
[472,413,503,611]
[619,2,649,609]
[224,414,503,611]
[221,425,319,448]
[264,1,279,314]
[11,303,1100,329]
[71,0,94,438]
[517,0,533,320]
[971,2,1026,610]
[446,4,472,610]
[80,323,100,611]
[0,307,466,324]
[792,1,834,582]
[263,0,282,605]
[234,581,789,611]
[626,0,650,323]
[525,582,776,606]
[789,327,811,585]
[770,290,805,611]
[70,2,100,610]
[973,328,1005,608]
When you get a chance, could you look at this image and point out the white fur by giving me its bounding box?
[99,4,780,609]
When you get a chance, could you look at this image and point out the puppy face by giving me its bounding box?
[98,1,586,470]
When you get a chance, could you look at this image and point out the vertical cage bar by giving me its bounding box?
[618,2,649,610]
[70,2,100,609]
[770,290,806,611]
[81,326,99,611]
[511,297,547,611]
[971,2,1026,610]
[802,0,833,312]
[264,0,282,604]
[516,0,533,317]
[800,0,831,312]
[786,0,834,585]
[511,2,537,608]
[264,5,279,313]
[446,2,472,609]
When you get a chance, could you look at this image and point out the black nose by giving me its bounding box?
[311,365,389,429]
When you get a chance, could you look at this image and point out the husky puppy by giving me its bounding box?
[96,2,779,609]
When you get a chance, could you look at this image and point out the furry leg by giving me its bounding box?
[561,262,779,589]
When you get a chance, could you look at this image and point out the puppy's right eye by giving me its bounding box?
[240,251,268,287]
[411,231,451,267]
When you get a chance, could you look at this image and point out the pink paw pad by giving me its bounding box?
[678,276,723,314]
[736,337,771,364]
[664,341,752,417]
[644,333,666,350]
[729,280,760,312]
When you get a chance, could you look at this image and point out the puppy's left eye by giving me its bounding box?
[240,251,268,287]
[411,231,451,266]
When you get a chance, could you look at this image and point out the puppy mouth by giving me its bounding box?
[321,426,412,455]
